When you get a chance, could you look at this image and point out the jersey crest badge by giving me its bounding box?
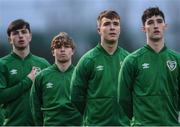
[167,60,177,71]
[33,66,41,75]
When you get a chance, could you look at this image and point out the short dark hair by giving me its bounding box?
[97,10,120,27]
[142,7,165,26]
[51,32,75,53]
[7,19,31,36]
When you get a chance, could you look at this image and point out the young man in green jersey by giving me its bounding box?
[30,32,82,126]
[0,19,50,126]
[118,7,180,126]
[70,10,129,126]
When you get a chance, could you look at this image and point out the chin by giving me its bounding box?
[16,47,27,50]
[107,40,117,44]
[58,59,69,63]
[151,37,162,42]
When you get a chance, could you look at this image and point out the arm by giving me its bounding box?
[0,64,37,104]
[30,74,43,126]
[70,57,92,115]
[118,56,136,125]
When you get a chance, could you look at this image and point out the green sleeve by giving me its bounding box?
[0,62,32,104]
[118,56,136,125]
[30,74,43,126]
[70,57,92,115]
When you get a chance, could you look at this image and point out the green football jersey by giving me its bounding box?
[118,45,180,126]
[71,44,129,126]
[30,64,82,126]
[0,52,50,126]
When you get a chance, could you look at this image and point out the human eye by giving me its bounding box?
[157,19,163,23]
[64,45,71,48]
[21,29,28,34]
[11,31,19,35]
[147,20,153,25]
[113,22,119,26]
[103,22,110,26]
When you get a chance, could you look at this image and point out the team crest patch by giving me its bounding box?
[33,66,41,75]
[167,60,177,71]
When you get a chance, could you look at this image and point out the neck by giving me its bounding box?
[147,38,164,53]
[13,47,30,59]
[100,40,118,55]
[56,60,71,72]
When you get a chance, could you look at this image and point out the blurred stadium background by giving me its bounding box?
[0,0,180,64]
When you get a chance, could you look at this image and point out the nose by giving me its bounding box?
[110,24,115,30]
[60,46,65,51]
[18,32,23,37]
[154,22,158,28]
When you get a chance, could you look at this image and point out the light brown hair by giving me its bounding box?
[51,32,75,54]
[97,10,120,27]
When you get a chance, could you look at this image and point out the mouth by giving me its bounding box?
[60,54,66,57]
[109,33,117,36]
[18,40,25,43]
[154,30,160,34]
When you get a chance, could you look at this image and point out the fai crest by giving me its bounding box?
[167,60,177,71]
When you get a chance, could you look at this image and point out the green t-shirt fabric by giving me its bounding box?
[71,44,129,126]
[0,52,50,126]
[30,64,82,126]
[118,45,180,126]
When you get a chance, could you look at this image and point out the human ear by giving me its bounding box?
[141,26,146,33]
[97,27,101,35]
[8,37,13,45]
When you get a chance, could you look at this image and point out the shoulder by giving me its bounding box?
[78,46,101,66]
[31,54,50,65]
[31,54,48,61]
[117,47,130,57]
[36,65,55,78]
[125,47,147,61]
[0,54,14,64]
[0,54,16,71]
[83,46,101,59]
[166,48,180,58]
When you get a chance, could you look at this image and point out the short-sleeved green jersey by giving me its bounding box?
[71,44,129,126]
[118,45,180,126]
[0,52,50,126]
[30,64,82,126]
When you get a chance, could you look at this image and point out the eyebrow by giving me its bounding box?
[147,17,163,22]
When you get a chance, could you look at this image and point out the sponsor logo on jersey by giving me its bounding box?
[167,60,176,71]
[96,65,104,71]
[10,69,18,75]
[142,63,150,69]
[46,82,54,88]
